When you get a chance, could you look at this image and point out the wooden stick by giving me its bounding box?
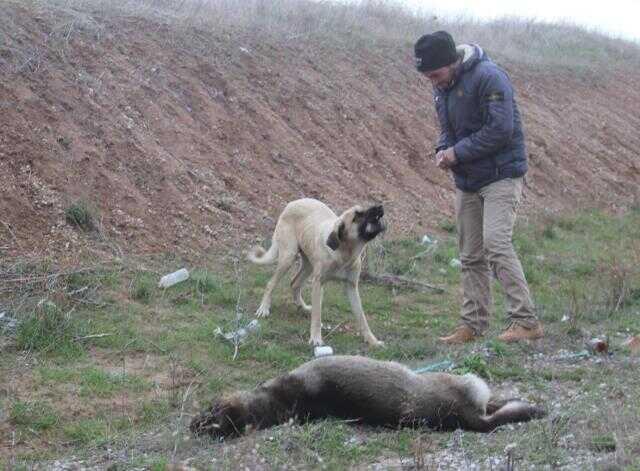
[74,333,114,341]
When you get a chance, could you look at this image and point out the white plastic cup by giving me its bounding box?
[314,345,334,358]
[158,268,190,288]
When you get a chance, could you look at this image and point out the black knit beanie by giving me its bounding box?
[414,31,458,72]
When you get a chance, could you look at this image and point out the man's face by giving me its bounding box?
[422,64,455,89]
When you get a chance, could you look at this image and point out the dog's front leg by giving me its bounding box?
[345,281,384,347]
[309,275,324,346]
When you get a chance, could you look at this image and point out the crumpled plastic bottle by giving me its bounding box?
[158,268,190,288]
[216,319,260,342]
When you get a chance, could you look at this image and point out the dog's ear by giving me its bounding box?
[327,221,345,250]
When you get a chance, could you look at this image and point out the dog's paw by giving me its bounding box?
[308,336,324,346]
[367,339,385,348]
[255,305,271,318]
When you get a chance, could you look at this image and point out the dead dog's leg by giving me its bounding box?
[291,254,312,313]
[458,400,547,432]
[485,397,525,414]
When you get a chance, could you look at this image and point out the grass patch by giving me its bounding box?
[15,301,84,358]
[62,419,109,445]
[4,207,640,468]
[79,367,149,398]
[10,401,59,431]
[589,433,617,452]
[130,273,155,303]
[453,354,490,379]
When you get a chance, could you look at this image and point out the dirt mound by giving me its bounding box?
[1,2,639,263]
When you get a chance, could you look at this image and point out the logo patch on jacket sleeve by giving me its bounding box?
[486,92,504,102]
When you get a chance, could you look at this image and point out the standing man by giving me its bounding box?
[414,31,543,343]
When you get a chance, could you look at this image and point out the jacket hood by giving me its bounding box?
[457,44,486,73]
[436,44,486,92]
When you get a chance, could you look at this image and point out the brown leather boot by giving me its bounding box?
[438,325,478,344]
[497,322,544,343]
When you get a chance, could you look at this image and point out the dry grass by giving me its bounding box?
[2,0,639,78]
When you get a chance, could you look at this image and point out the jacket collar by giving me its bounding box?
[442,44,484,90]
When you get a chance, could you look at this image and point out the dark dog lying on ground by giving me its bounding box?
[190,355,546,438]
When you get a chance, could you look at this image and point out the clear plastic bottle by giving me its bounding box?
[158,268,190,288]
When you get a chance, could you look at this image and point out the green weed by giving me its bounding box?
[65,201,96,231]
[10,401,59,431]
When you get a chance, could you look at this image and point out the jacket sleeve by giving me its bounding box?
[453,68,514,163]
[434,92,454,152]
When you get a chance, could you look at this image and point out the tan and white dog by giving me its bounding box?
[248,198,386,347]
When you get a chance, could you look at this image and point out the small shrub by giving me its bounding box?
[131,275,154,303]
[65,201,95,231]
[541,224,557,240]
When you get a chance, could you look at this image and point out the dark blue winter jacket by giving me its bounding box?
[434,44,527,192]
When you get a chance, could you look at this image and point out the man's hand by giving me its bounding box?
[435,147,457,169]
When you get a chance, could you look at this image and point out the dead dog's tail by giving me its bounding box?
[248,241,278,265]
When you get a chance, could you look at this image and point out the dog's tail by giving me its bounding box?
[247,242,279,265]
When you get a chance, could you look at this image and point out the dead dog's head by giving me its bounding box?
[327,204,385,250]
[190,395,249,438]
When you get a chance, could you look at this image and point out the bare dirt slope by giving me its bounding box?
[1,2,639,263]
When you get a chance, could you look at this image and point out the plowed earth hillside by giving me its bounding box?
[1,2,639,263]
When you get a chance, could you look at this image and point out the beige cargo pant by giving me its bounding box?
[455,177,538,335]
